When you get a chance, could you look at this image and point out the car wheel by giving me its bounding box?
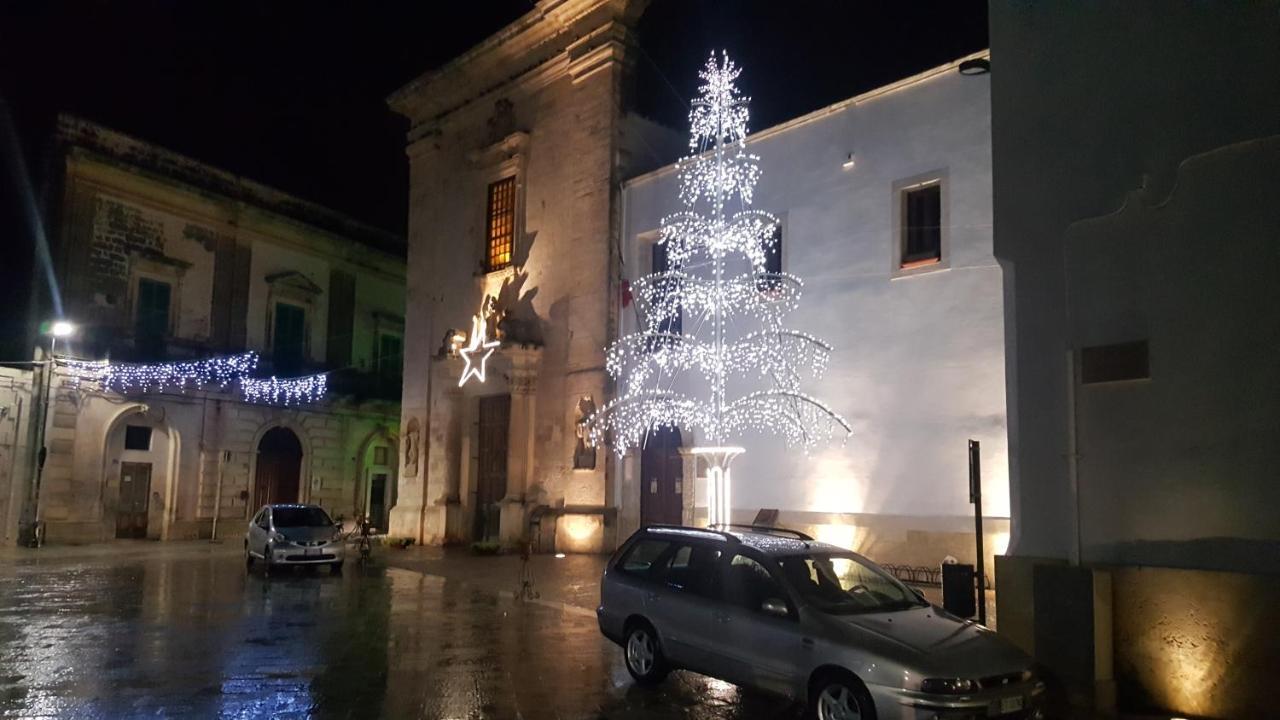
[810,674,875,720]
[263,544,274,575]
[623,623,669,685]
[244,542,254,568]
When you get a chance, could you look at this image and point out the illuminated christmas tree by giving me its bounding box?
[587,52,850,525]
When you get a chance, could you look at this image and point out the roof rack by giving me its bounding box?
[709,524,815,542]
[642,524,740,542]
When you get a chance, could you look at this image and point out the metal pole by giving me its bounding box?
[20,343,54,547]
[210,449,225,542]
[969,439,987,626]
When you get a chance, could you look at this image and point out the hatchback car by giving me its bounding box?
[598,525,1045,719]
[245,504,345,573]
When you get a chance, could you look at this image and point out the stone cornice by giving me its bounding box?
[387,0,647,123]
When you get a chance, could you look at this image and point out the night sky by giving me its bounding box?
[1,1,986,240]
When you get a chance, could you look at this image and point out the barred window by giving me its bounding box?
[485,176,516,271]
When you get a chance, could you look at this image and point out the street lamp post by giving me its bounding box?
[19,320,75,547]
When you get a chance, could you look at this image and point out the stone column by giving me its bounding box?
[421,360,467,545]
[499,346,541,545]
[678,447,700,527]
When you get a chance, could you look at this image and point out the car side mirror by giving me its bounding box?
[912,588,928,603]
[761,597,790,618]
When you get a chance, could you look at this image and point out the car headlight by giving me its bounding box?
[920,678,978,694]
[269,531,290,545]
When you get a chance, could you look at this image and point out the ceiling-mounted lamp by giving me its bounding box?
[958,58,990,76]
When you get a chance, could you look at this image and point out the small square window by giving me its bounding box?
[901,183,942,268]
[124,425,152,451]
[373,446,388,465]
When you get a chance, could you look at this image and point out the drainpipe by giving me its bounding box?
[1065,349,1083,566]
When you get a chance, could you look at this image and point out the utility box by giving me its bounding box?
[942,563,976,618]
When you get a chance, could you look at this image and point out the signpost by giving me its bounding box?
[969,439,987,626]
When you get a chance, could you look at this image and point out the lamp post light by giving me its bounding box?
[19,319,76,547]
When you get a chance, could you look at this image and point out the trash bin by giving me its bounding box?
[941,562,976,618]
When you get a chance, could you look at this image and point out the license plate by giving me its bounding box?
[996,696,1023,714]
[306,547,318,557]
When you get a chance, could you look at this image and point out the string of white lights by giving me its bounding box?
[241,373,328,405]
[63,352,259,393]
[586,51,851,454]
[61,351,330,406]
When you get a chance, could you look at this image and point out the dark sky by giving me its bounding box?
[0,1,987,238]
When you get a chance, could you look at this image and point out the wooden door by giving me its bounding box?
[474,394,510,541]
[640,427,683,526]
[254,427,302,509]
[116,462,152,538]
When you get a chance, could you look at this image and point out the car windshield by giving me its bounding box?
[272,507,333,528]
[777,552,925,614]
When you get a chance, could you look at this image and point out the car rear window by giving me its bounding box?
[273,506,333,528]
[618,538,670,576]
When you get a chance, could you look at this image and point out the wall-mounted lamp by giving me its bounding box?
[958,58,990,76]
[842,153,856,170]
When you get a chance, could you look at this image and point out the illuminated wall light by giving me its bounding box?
[558,515,602,553]
[814,523,857,550]
[842,153,856,170]
[993,530,1011,556]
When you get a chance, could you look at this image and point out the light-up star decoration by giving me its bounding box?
[457,314,500,386]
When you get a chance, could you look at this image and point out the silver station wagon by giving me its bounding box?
[597,525,1045,720]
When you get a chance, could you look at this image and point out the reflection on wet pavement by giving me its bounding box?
[0,547,802,719]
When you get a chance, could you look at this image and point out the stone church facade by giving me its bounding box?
[389,2,1004,565]
[387,0,677,551]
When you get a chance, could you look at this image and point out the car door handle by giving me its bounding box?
[646,592,660,603]
[714,612,731,624]
[801,637,815,648]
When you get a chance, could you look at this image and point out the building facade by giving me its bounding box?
[387,0,677,552]
[619,53,1004,569]
[989,2,1280,717]
[0,116,406,544]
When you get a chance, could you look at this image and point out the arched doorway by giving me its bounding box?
[360,435,398,533]
[640,427,683,526]
[254,427,302,509]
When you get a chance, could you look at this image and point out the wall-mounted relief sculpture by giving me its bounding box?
[403,416,420,478]
[573,395,597,470]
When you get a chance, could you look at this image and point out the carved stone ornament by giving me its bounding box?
[403,416,420,478]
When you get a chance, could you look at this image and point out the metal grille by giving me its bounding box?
[485,176,516,271]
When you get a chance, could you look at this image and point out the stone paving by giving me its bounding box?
[0,541,801,719]
[0,541,1099,719]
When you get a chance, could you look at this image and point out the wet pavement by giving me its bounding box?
[0,542,803,719]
